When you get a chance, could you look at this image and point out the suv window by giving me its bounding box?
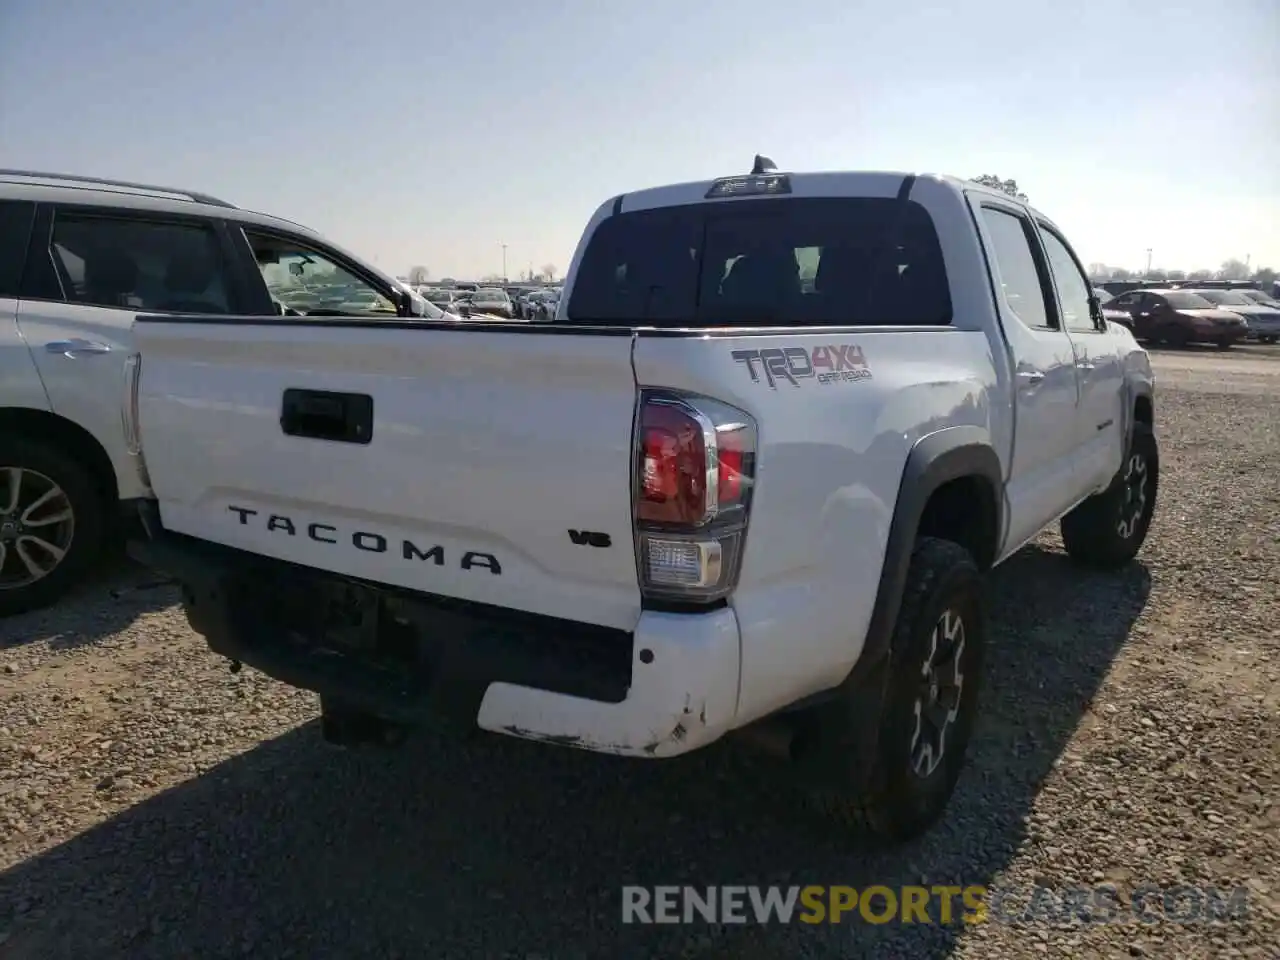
[566,197,951,327]
[1110,292,1139,308]
[244,230,397,317]
[0,200,36,298]
[978,207,1053,329]
[47,213,231,312]
[1038,227,1095,333]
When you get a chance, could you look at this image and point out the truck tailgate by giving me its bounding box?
[132,320,642,630]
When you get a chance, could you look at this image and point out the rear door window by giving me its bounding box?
[977,206,1054,329]
[565,197,951,327]
[46,213,232,312]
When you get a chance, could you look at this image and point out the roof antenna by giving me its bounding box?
[751,154,777,175]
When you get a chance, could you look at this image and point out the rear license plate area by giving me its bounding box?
[236,572,379,656]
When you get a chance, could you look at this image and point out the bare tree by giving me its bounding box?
[408,265,430,284]
[1186,269,1213,281]
[1217,259,1249,281]
[1166,269,1187,281]
[970,175,1029,202]
[540,264,558,283]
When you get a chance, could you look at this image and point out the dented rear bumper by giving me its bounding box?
[127,515,741,759]
[479,606,740,757]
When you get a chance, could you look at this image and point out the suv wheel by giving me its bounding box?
[1060,421,1158,569]
[0,440,105,616]
[807,537,985,843]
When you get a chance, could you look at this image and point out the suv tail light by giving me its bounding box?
[634,390,757,604]
[120,352,152,491]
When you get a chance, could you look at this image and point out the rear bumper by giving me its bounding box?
[128,522,741,758]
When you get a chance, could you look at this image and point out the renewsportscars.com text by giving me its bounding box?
[621,884,1251,926]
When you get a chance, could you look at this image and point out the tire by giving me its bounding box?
[1261,336,1277,345]
[808,537,985,843]
[1215,339,1234,350]
[1060,421,1158,570]
[0,438,106,617]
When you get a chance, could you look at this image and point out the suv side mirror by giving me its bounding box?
[394,289,413,317]
[395,288,427,318]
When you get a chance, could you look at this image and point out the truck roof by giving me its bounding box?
[613,169,1060,241]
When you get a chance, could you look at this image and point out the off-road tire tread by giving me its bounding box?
[1060,422,1158,570]
[814,536,982,842]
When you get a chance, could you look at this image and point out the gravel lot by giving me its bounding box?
[2,345,1277,959]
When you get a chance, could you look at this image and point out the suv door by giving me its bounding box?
[0,200,48,415]
[1035,222,1124,495]
[16,205,246,500]
[971,200,1081,556]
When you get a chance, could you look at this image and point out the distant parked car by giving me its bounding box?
[1238,288,1280,309]
[1187,289,1280,344]
[420,287,469,319]
[1103,289,1249,348]
[469,287,514,318]
[524,288,559,322]
[1094,288,1133,330]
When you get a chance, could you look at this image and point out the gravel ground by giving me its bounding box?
[1,345,1277,959]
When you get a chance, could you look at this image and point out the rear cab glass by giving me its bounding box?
[565,197,951,328]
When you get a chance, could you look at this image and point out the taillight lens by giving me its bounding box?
[634,391,756,604]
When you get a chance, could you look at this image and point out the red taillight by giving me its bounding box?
[639,402,708,525]
[634,392,756,604]
[717,436,745,506]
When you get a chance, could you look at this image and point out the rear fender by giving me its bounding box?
[857,426,1003,677]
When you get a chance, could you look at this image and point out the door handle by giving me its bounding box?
[1017,370,1045,386]
[280,388,373,444]
[46,339,112,358]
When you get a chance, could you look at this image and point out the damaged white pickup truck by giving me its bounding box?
[127,164,1158,842]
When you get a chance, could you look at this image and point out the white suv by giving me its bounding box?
[0,169,438,615]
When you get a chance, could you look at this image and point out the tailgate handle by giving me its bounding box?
[280,389,373,444]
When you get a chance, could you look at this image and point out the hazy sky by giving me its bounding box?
[2,0,1277,280]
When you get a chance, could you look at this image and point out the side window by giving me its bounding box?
[0,200,36,298]
[243,230,396,317]
[1038,227,1095,333]
[48,213,231,312]
[1111,292,1138,308]
[978,206,1053,329]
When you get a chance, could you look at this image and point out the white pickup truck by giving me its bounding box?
[127,165,1158,842]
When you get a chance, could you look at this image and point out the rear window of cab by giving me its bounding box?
[565,196,951,328]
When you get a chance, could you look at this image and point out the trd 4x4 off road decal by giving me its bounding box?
[731,345,872,388]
